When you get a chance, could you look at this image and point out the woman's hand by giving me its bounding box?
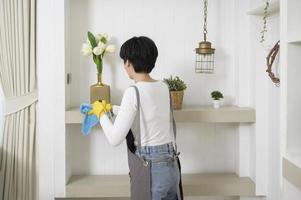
[88,100,112,118]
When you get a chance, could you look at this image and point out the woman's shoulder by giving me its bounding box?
[120,86,137,109]
[123,86,137,99]
[134,80,168,89]
[125,80,169,98]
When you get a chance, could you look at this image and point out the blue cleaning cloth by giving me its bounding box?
[80,103,99,136]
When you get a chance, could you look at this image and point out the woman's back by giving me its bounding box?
[130,81,173,146]
[99,36,182,200]
[100,80,173,147]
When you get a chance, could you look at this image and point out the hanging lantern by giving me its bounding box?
[195,0,215,74]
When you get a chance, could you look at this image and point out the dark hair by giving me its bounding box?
[119,36,158,73]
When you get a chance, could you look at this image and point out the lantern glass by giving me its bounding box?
[195,53,214,73]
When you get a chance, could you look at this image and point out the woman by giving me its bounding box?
[99,36,182,200]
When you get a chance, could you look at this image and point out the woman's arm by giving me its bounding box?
[99,87,137,146]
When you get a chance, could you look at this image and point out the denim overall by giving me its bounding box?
[126,85,184,200]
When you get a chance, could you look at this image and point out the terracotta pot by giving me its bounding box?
[170,91,184,110]
[90,73,111,103]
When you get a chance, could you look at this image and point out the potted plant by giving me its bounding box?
[211,90,223,109]
[81,31,115,103]
[164,76,187,110]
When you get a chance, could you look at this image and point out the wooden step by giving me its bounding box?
[283,153,301,190]
[66,173,255,198]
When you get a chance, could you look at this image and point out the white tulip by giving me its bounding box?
[93,46,104,55]
[97,41,105,48]
[95,34,102,43]
[102,33,109,40]
[81,43,92,56]
[105,45,115,53]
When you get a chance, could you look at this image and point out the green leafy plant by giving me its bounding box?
[163,76,187,91]
[211,90,223,100]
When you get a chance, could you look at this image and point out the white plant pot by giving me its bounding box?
[212,100,220,109]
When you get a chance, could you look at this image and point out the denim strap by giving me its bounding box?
[130,85,142,148]
[168,90,178,153]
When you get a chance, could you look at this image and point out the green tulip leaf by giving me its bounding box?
[88,31,97,48]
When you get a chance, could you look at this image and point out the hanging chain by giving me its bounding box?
[203,0,208,41]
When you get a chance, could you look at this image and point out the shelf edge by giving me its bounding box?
[65,106,256,124]
[246,1,279,16]
[283,157,301,190]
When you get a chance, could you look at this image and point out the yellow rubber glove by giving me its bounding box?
[88,100,112,118]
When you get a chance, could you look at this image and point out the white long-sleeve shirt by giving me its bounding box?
[99,81,173,147]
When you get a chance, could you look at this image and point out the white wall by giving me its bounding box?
[286,43,301,153]
[37,0,66,198]
[67,0,238,107]
[65,0,241,176]
[248,0,281,197]
[236,0,281,197]
[68,123,237,175]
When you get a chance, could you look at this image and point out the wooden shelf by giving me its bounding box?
[65,107,83,124]
[65,106,255,124]
[173,106,255,123]
[66,173,255,198]
[246,1,279,16]
[283,154,301,190]
[288,40,301,45]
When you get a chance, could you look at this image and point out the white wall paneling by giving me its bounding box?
[37,0,66,198]
[67,0,239,107]
[37,0,56,199]
[244,0,281,198]
[279,0,288,193]
[235,0,253,180]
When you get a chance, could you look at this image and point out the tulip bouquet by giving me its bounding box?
[81,31,115,74]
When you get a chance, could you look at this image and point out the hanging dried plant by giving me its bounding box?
[266,40,280,86]
[260,0,270,43]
